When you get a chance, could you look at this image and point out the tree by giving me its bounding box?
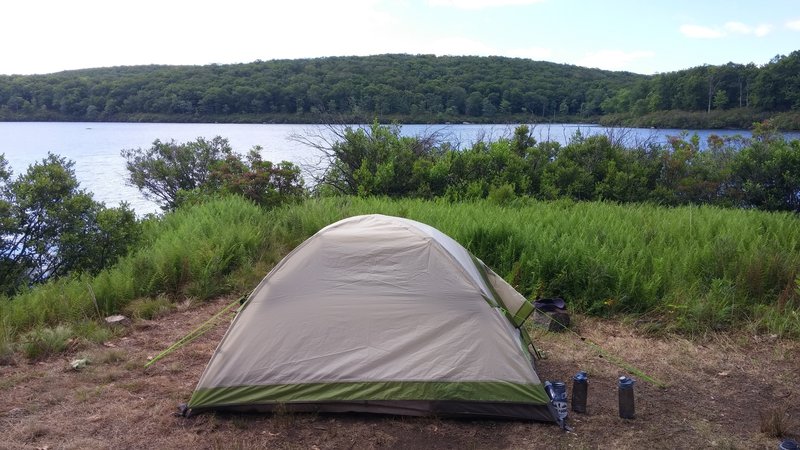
[0,154,139,294]
[706,66,722,114]
[731,121,800,211]
[124,137,306,211]
[465,92,483,117]
[202,149,306,209]
[121,136,234,210]
[713,89,728,110]
[290,121,441,197]
[558,100,569,116]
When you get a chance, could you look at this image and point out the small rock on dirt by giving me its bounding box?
[105,315,131,327]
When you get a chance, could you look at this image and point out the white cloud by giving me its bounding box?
[577,50,655,72]
[724,22,772,36]
[0,0,404,74]
[681,21,772,40]
[787,19,800,31]
[753,24,773,36]
[428,0,544,9]
[723,22,751,34]
[680,24,725,39]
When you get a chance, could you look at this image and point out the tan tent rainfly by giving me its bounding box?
[187,214,556,421]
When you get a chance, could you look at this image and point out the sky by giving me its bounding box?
[2,0,799,76]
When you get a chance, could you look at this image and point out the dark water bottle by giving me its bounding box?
[572,371,588,413]
[780,439,799,450]
[618,376,635,419]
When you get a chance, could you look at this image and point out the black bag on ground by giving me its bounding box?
[532,297,570,332]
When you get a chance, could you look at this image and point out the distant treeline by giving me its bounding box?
[0,52,799,128]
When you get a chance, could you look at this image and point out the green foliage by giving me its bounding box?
[72,320,113,344]
[314,121,434,197]
[0,55,641,124]
[316,123,800,212]
[124,296,174,320]
[1,195,799,354]
[487,183,516,206]
[2,53,800,128]
[0,320,14,365]
[272,197,800,336]
[91,195,269,307]
[20,324,73,360]
[204,149,306,209]
[0,154,140,295]
[752,304,800,338]
[0,196,271,338]
[123,137,306,211]
[730,121,800,211]
[122,136,234,210]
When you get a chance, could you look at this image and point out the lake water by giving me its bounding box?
[2,122,798,215]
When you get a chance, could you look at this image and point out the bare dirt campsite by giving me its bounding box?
[1,296,798,449]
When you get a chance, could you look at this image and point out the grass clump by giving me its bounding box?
[71,320,114,346]
[0,196,271,337]
[20,325,74,360]
[124,296,174,320]
[2,194,800,349]
[96,349,126,364]
[91,195,269,311]
[263,197,800,337]
[0,322,15,365]
[760,405,792,438]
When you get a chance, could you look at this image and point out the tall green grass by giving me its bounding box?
[263,197,800,336]
[1,195,799,350]
[0,196,273,340]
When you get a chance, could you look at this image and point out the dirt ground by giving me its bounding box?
[1,296,798,450]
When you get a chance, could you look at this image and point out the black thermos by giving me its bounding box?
[618,376,635,419]
[571,371,588,413]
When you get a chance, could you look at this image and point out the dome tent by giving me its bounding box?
[186,214,556,421]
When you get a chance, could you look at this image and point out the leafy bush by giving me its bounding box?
[122,136,234,210]
[0,154,140,295]
[72,320,113,345]
[124,296,174,320]
[0,322,14,365]
[200,149,305,209]
[307,122,800,212]
[123,137,306,212]
[487,183,516,206]
[20,325,73,360]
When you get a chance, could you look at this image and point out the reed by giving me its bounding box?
[1,195,798,349]
[264,197,800,336]
[0,196,271,337]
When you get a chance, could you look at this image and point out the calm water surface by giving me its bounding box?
[2,122,798,215]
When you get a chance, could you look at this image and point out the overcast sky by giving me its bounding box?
[2,0,799,75]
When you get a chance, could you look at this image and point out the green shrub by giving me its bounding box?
[73,320,113,344]
[2,194,800,347]
[92,195,269,310]
[20,325,74,360]
[124,296,174,320]
[261,197,800,336]
[487,183,516,206]
[0,322,14,365]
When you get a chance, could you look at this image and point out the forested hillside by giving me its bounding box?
[0,52,798,127]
